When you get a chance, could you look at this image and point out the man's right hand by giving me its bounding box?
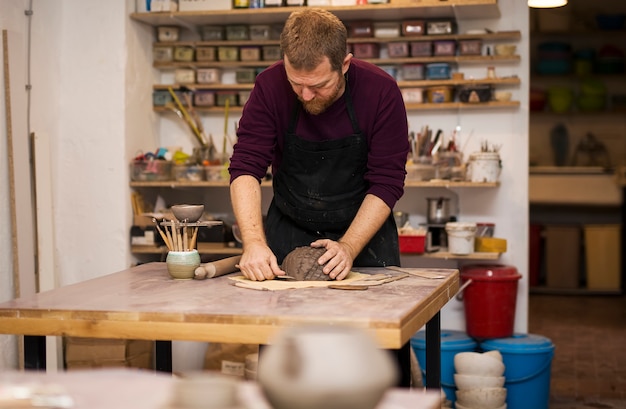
[237,242,286,281]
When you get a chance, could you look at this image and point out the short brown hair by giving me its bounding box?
[280,8,348,72]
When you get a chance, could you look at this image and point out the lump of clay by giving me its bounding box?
[281,246,331,281]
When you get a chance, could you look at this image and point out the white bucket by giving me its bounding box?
[446,222,477,255]
[466,152,501,183]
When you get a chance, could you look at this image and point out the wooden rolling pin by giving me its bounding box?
[194,255,241,279]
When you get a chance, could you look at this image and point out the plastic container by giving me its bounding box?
[459,265,522,339]
[466,152,501,183]
[410,330,478,404]
[130,160,173,181]
[399,234,425,254]
[480,334,555,409]
[446,222,477,255]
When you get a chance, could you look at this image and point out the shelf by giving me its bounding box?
[154,55,520,70]
[153,31,521,47]
[155,77,520,90]
[130,2,500,28]
[419,251,500,260]
[133,243,498,260]
[132,242,242,255]
[130,180,498,188]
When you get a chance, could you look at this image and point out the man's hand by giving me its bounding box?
[310,239,356,281]
[238,242,286,281]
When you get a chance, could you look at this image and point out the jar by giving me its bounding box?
[233,0,250,8]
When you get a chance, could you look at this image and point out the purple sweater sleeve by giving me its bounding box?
[229,59,409,210]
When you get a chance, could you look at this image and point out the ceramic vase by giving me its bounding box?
[258,325,397,409]
[166,250,200,280]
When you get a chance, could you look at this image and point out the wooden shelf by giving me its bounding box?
[130,2,500,27]
[154,77,520,91]
[153,31,521,47]
[132,242,242,255]
[420,251,500,260]
[130,180,498,188]
[133,243,498,260]
[154,55,520,70]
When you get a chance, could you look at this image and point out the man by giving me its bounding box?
[229,8,409,281]
[228,9,411,385]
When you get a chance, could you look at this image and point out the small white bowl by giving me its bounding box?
[456,387,507,409]
[494,91,512,102]
[454,373,505,390]
[454,352,505,377]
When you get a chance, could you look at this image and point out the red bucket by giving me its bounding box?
[458,265,522,339]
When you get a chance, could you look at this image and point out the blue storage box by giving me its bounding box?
[425,63,451,80]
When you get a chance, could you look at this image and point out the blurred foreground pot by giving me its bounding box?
[258,325,397,409]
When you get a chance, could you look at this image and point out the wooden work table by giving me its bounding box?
[0,263,459,389]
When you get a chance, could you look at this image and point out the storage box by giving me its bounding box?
[174,164,205,182]
[459,39,483,56]
[352,43,379,59]
[410,41,432,57]
[425,63,451,80]
[399,234,426,254]
[240,46,261,62]
[426,86,454,103]
[196,46,217,61]
[179,0,230,11]
[174,46,194,62]
[130,160,173,181]
[262,45,282,61]
[401,88,424,103]
[426,20,456,35]
[236,68,256,84]
[218,46,239,62]
[175,68,195,84]
[194,90,215,107]
[349,21,374,38]
[545,225,581,288]
[201,25,224,41]
[433,40,456,56]
[584,224,621,290]
[374,22,401,38]
[157,26,180,42]
[388,42,409,58]
[402,20,425,36]
[458,85,493,103]
[153,46,173,63]
[197,68,221,84]
[250,25,271,41]
[226,25,249,41]
[403,63,424,80]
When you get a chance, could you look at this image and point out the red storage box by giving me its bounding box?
[399,235,426,254]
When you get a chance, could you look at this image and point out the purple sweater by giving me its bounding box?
[229,58,409,210]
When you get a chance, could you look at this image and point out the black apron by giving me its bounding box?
[266,79,399,266]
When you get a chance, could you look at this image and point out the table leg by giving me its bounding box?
[155,340,173,373]
[24,335,46,370]
[425,311,441,390]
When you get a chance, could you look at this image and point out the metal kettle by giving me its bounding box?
[426,197,451,224]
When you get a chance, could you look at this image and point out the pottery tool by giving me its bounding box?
[167,86,207,148]
[194,255,242,279]
[189,226,199,250]
[222,98,229,162]
[153,218,172,250]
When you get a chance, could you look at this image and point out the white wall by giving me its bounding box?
[0,0,529,369]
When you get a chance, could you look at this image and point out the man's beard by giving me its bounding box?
[299,75,344,115]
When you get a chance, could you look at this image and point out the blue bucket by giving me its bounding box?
[480,334,555,409]
[410,330,478,404]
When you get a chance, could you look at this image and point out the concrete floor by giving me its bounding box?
[528,293,626,409]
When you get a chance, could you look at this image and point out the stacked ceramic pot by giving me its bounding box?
[453,351,507,409]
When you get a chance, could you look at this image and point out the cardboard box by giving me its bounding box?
[179,0,230,11]
[584,224,621,290]
[65,338,154,370]
[545,225,581,288]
